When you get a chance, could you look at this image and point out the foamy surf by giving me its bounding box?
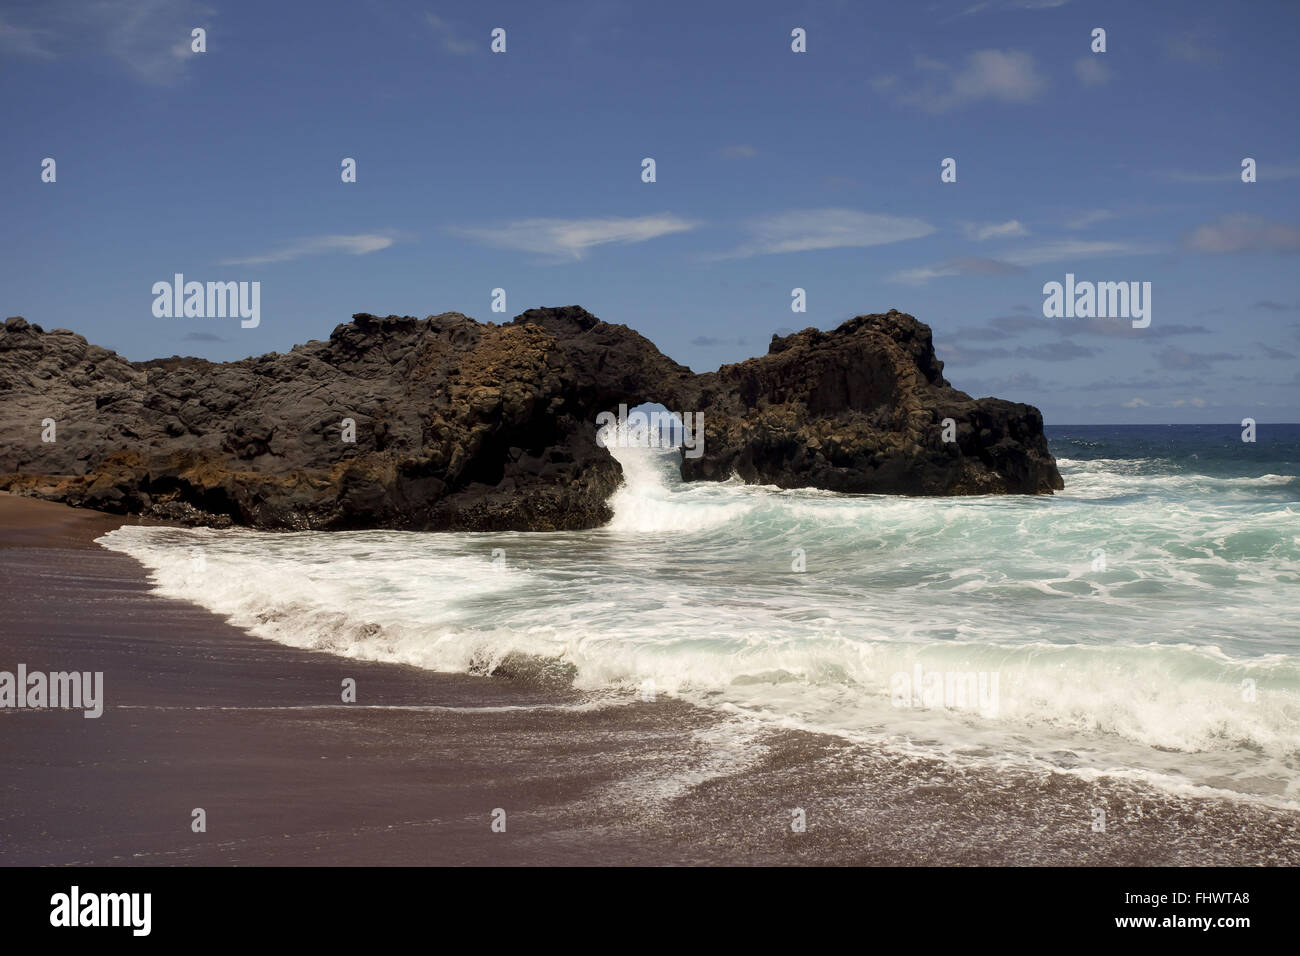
[97,425,1300,805]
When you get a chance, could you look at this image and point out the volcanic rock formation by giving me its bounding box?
[0,308,1062,530]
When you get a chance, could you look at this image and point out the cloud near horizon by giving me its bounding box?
[892,257,1025,284]
[1065,209,1117,230]
[450,214,699,260]
[962,220,1029,241]
[1156,346,1240,371]
[718,145,758,160]
[935,340,1099,367]
[221,233,398,266]
[711,209,935,260]
[950,313,1212,344]
[893,239,1157,283]
[1183,214,1300,254]
[1005,239,1157,267]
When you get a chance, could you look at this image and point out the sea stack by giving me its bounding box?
[0,308,1062,531]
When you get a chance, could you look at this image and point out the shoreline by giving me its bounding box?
[2,492,1297,866]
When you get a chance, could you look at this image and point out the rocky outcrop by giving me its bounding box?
[685,311,1062,495]
[0,308,1062,531]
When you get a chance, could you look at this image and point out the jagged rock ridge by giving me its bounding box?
[0,308,1062,530]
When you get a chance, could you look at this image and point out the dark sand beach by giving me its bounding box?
[1,492,1297,866]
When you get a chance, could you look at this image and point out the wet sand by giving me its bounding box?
[1,492,1297,866]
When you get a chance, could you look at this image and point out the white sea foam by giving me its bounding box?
[97,445,1300,804]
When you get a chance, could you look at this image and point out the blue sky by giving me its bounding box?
[2,0,1297,424]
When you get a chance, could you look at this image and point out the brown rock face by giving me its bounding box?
[685,311,1063,496]
[0,308,1062,531]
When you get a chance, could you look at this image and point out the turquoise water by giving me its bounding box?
[100,424,1300,803]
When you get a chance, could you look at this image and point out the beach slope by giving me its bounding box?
[1,493,1295,866]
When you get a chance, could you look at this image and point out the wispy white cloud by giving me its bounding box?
[1058,320,1209,341]
[951,313,1210,343]
[0,0,213,84]
[424,13,475,55]
[934,340,1098,367]
[1164,31,1223,64]
[892,238,1158,284]
[893,257,1025,284]
[1065,209,1117,230]
[718,145,758,160]
[1257,342,1297,360]
[221,233,398,266]
[952,0,1070,18]
[1184,214,1300,254]
[1157,347,1240,371]
[1001,239,1156,266]
[1073,56,1110,87]
[962,219,1029,241]
[0,15,56,58]
[451,214,699,260]
[880,50,1048,112]
[711,209,934,260]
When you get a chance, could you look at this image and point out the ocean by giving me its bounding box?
[98,424,1300,807]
